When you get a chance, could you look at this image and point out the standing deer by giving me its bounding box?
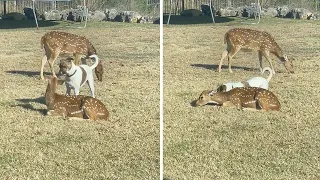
[40,31,104,81]
[45,75,109,120]
[218,28,294,74]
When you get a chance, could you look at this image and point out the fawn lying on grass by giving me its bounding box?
[40,31,104,81]
[45,75,109,120]
[218,28,294,74]
[195,87,281,111]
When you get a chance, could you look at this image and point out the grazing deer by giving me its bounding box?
[40,31,104,81]
[195,87,281,111]
[45,75,109,120]
[218,28,294,74]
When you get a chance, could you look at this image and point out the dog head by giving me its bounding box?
[59,57,74,76]
[281,55,294,73]
[94,61,104,82]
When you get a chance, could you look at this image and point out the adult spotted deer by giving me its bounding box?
[218,28,294,74]
[45,75,109,120]
[40,31,104,81]
[195,87,281,111]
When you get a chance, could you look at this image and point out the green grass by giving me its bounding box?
[0,21,159,178]
[164,18,320,179]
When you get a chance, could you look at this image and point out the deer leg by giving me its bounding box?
[258,51,263,73]
[83,108,98,120]
[47,107,67,118]
[47,51,60,77]
[40,55,48,80]
[227,47,241,73]
[218,50,228,72]
[230,98,242,110]
[262,51,276,74]
[74,53,82,65]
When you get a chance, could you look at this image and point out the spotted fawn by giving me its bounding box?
[196,87,281,111]
[45,75,109,120]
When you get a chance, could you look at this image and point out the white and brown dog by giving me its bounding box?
[58,55,99,97]
[216,67,273,92]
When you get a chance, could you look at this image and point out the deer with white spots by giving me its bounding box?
[195,87,281,111]
[40,31,104,81]
[218,28,294,74]
[45,75,109,120]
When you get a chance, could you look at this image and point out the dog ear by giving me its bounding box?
[66,57,74,61]
[241,81,250,88]
[216,85,226,92]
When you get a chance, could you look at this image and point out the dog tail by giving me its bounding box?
[262,67,273,82]
[89,54,99,70]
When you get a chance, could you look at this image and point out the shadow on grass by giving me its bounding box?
[163,15,236,25]
[12,97,46,115]
[6,70,51,78]
[191,64,259,72]
[0,20,61,29]
[190,99,220,107]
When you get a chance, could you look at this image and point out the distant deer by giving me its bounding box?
[45,75,109,120]
[218,28,294,74]
[40,31,104,81]
[195,87,281,111]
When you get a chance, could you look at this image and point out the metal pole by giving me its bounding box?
[4,0,6,15]
[167,0,173,25]
[209,0,215,23]
[32,0,39,30]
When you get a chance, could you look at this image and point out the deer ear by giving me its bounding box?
[208,90,215,96]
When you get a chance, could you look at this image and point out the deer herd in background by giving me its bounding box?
[39,27,294,121]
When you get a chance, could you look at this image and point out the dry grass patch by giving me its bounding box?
[0,22,159,179]
[164,18,320,179]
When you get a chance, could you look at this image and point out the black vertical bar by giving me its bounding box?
[4,1,6,14]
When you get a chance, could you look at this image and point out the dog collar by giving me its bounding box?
[67,69,77,77]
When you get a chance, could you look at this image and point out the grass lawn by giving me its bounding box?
[0,21,159,179]
[163,17,320,179]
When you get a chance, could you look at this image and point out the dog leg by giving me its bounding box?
[87,78,95,98]
[66,84,72,96]
[74,88,80,96]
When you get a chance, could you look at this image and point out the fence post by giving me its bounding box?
[4,0,6,14]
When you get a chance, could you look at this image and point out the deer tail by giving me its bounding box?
[89,55,99,70]
[262,67,273,82]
